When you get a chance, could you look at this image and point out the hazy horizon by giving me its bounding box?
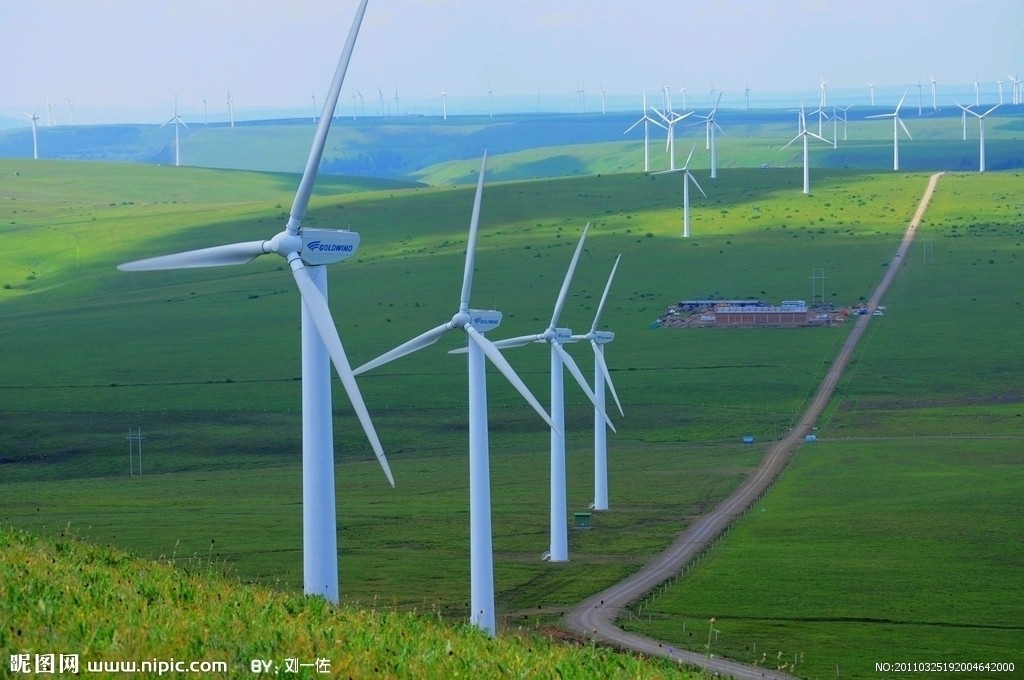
[2,0,1021,126]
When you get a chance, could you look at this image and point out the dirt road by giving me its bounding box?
[563,173,945,678]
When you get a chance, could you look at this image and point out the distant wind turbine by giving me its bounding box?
[227,91,234,128]
[654,143,707,237]
[624,91,666,173]
[24,112,39,159]
[440,91,447,120]
[162,94,188,167]
[649,104,693,171]
[866,90,912,171]
[780,104,830,194]
[698,92,725,178]
[930,76,937,110]
[957,103,999,172]
[867,82,876,106]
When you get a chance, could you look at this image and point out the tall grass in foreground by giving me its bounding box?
[1,525,696,679]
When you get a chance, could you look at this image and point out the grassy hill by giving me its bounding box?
[2,107,1022,183]
[1,525,695,678]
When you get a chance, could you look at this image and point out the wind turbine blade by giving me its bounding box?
[981,104,1000,117]
[353,322,451,375]
[118,240,268,271]
[465,326,559,434]
[898,118,912,139]
[592,340,624,416]
[290,259,395,487]
[589,254,621,333]
[623,118,644,134]
[448,332,539,354]
[550,223,590,328]
[554,342,615,432]
[895,90,908,113]
[779,134,802,152]
[286,0,369,234]
[459,152,488,311]
[491,334,542,349]
[683,143,697,170]
[687,170,708,198]
[807,131,830,145]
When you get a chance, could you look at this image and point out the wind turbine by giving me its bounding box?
[311,94,318,123]
[570,255,623,512]
[836,104,852,141]
[393,87,400,116]
[599,87,606,115]
[487,82,493,118]
[997,80,1004,106]
[356,89,365,116]
[867,82,876,106]
[650,105,693,171]
[654,143,707,238]
[440,91,447,120]
[162,95,188,167]
[1009,74,1022,105]
[744,83,751,110]
[117,0,392,605]
[957,103,999,172]
[973,80,980,106]
[930,76,937,110]
[227,91,234,127]
[67,98,75,126]
[377,87,384,116]
[866,90,912,171]
[482,224,616,564]
[699,92,725,178]
[679,84,687,111]
[353,153,555,637]
[623,91,666,173]
[23,112,39,159]
[779,104,830,194]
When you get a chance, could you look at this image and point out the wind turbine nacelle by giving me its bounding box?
[300,229,360,265]
[554,328,573,343]
[468,309,502,332]
[594,330,615,344]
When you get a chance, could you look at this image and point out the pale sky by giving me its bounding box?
[2,0,1021,124]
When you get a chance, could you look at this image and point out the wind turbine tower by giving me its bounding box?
[440,91,447,120]
[118,0,393,606]
[867,82,876,106]
[227,91,235,128]
[930,76,937,110]
[24,112,40,159]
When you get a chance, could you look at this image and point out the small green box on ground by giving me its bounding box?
[574,512,592,529]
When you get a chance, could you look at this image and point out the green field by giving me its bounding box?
[1,143,1021,677]
[620,172,1024,678]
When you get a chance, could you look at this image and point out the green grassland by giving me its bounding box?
[620,172,1024,678]
[1,137,1021,676]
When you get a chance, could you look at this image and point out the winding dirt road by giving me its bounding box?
[563,173,945,678]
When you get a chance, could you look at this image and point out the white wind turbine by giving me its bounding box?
[867,82,876,106]
[354,153,556,637]
[930,76,937,110]
[957,103,999,173]
[570,255,623,512]
[1009,74,1022,106]
[23,112,39,159]
[227,91,235,127]
[698,92,724,178]
[654,143,707,237]
[162,95,188,167]
[973,80,980,106]
[780,104,830,194]
[866,90,912,171]
[650,104,693,171]
[482,224,616,563]
[118,0,393,605]
[624,91,666,173]
[440,91,447,120]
